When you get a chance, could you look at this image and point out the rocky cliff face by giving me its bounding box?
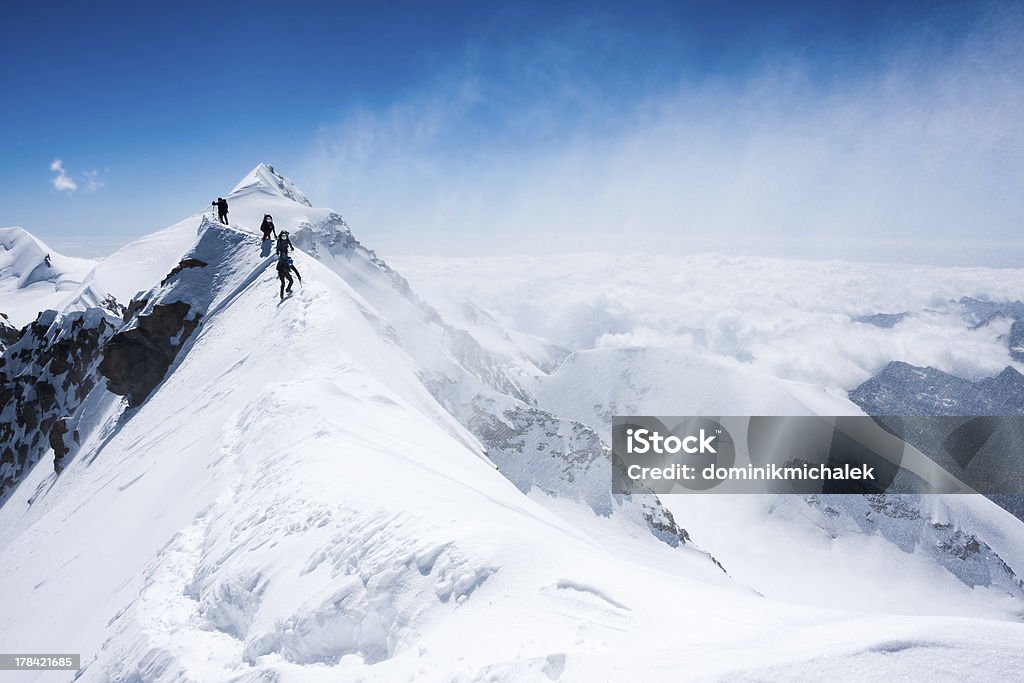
[0,308,118,503]
[0,313,19,352]
[99,299,201,407]
[845,354,1024,581]
[0,220,260,505]
[97,220,255,408]
[799,493,1024,606]
[850,361,1024,416]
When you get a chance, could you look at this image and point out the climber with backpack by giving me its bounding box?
[212,197,229,224]
[259,215,277,241]
[276,230,294,257]
[276,253,302,299]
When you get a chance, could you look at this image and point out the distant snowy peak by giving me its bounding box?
[850,361,1024,416]
[0,226,93,289]
[0,226,97,327]
[229,163,312,207]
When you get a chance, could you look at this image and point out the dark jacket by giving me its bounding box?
[276,258,302,280]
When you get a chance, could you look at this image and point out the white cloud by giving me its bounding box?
[394,252,1024,391]
[49,160,106,194]
[82,169,106,193]
[49,159,77,193]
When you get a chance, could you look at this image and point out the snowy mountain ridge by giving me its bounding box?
[0,167,727,681]
[2,166,1024,681]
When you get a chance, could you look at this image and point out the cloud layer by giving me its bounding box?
[395,252,1024,391]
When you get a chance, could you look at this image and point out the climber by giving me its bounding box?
[277,254,302,299]
[259,214,277,241]
[212,197,229,224]
[276,230,294,257]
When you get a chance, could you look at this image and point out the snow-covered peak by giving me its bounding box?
[0,226,96,327]
[229,163,312,207]
[0,226,91,287]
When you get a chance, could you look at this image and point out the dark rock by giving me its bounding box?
[958,297,1024,328]
[160,258,208,286]
[0,313,20,351]
[853,312,907,329]
[1010,320,1024,362]
[850,361,1024,416]
[850,361,1024,521]
[958,298,1024,363]
[100,294,127,318]
[99,301,201,407]
[0,309,117,504]
[49,416,78,473]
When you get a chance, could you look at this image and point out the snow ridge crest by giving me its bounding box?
[230,163,312,207]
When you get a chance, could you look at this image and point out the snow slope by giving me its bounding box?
[66,213,208,314]
[2,217,1022,681]
[534,346,863,443]
[0,226,97,327]
[195,166,690,538]
[396,252,1024,622]
[2,167,1024,681]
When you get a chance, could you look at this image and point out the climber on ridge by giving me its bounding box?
[212,197,229,224]
[259,214,277,241]
[277,253,302,299]
[276,230,293,257]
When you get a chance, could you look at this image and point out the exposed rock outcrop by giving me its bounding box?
[160,258,208,286]
[0,313,19,351]
[99,301,201,407]
[798,494,1024,601]
[0,308,118,503]
[850,361,1024,416]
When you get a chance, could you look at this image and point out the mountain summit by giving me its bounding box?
[230,163,312,207]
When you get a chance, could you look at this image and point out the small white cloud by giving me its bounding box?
[50,159,77,192]
[82,169,105,193]
[49,160,106,193]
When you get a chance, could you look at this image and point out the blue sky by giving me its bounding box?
[2,1,1021,262]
